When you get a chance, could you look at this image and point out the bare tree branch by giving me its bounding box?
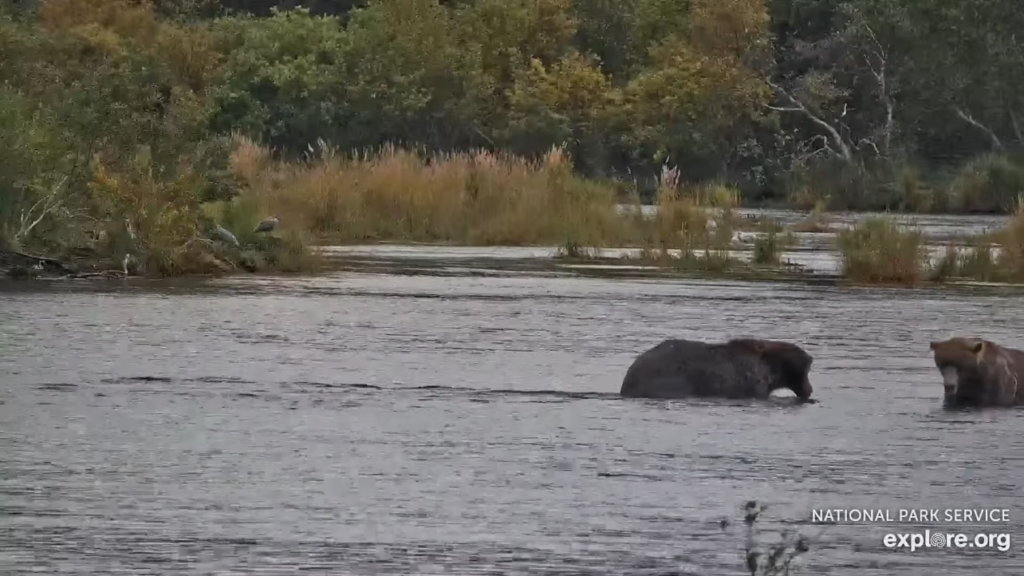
[15,175,69,242]
[856,138,882,158]
[796,134,836,163]
[764,78,854,161]
[954,107,1004,151]
[1010,109,1023,146]
[859,24,894,157]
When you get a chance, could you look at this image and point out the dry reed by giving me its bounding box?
[220,136,633,248]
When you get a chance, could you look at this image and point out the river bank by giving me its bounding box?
[192,139,1024,289]
[7,130,1023,289]
[8,205,1022,293]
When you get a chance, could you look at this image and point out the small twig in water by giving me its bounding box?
[738,500,814,576]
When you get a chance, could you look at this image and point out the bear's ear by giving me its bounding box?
[929,341,939,350]
[972,341,985,355]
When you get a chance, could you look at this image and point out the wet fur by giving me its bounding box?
[929,337,1024,408]
[620,338,814,400]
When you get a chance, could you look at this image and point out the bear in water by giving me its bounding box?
[620,338,814,401]
[929,337,1024,407]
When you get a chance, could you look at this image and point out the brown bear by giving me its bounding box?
[619,338,814,400]
[929,337,1024,407]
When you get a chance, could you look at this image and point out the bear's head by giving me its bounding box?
[929,337,989,403]
[730,339,814,400]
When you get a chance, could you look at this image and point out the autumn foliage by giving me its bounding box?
[2,0,1024,276]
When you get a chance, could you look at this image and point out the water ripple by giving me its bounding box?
[2,256,1023,574]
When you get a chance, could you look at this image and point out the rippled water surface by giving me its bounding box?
[3,236,1024,574]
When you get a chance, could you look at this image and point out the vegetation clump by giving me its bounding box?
[930,201,1024,283]
[220,137,630,248]
[836,217,929,285]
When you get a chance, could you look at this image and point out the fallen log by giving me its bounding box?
[0,248,76,274]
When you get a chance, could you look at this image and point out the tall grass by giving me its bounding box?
[931,242,1003,283]
[991,199,1024,279]
[626,165,739,268]
[816,201,1024,286]
[208,137,1024,285]
[215,137,765,276]
[195,139,1024,285]
[932,198,1024,283]
[218,136,632,248]
[836,217,929,285]
[790,200,832,233]
[751,221,794,265]
[946,154,1024,213]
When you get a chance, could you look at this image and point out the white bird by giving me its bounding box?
[211,224,240,247]
[734,232,758,244]
[254,215,279,234]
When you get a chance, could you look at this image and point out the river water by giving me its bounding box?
[2,222,1024,574]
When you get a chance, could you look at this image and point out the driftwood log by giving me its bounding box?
[1,248,126,280]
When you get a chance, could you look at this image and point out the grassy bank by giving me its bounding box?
[7,129,1023,287]
[832,203,1024,287]
[212,137,730,247]
[204,137,783,275]
[186,136,1024,287]
[214,137,632,248]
